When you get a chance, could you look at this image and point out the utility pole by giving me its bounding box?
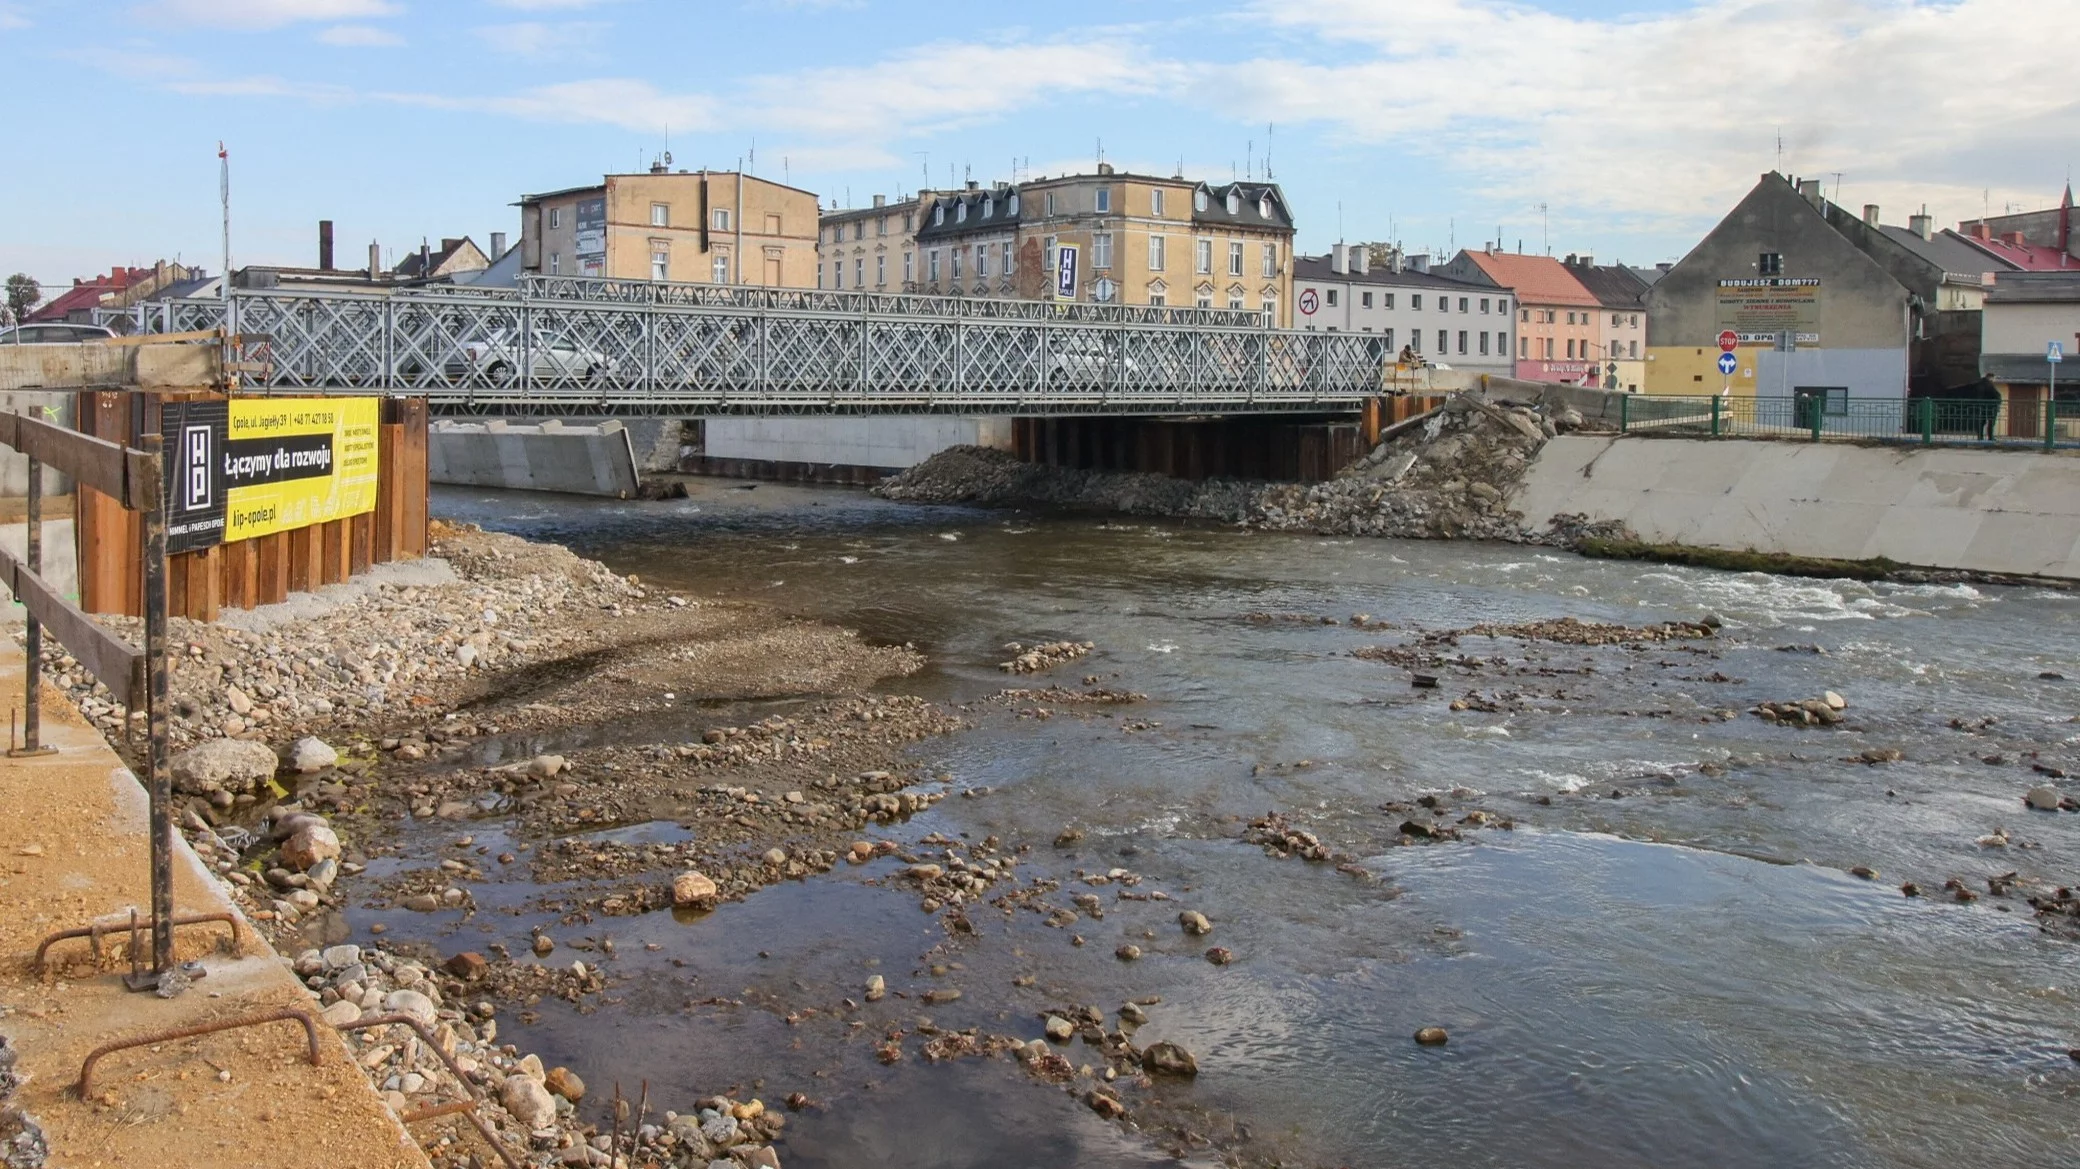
[218,142,233,333]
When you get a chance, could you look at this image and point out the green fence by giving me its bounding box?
[1617,394,2078,449]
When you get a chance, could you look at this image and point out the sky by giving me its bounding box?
[2,0,2075,292]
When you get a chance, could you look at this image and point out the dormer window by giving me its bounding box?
[933,205,945,226]
[982,196,994,218]
[1258,195,1273,219]
[1225,191,1240,214]
[1007,193,1019,215]
[956,202,967,223]
[1194,189,1208,213]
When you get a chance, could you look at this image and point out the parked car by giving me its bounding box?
[1046,335,1141,384]
[442,330,616,381]
[1,322,116,343]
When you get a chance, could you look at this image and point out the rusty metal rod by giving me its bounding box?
[32,910,243,971]
[397,1098,479,1125]
[77,1007,320,1097]
[335,1012,523,1169]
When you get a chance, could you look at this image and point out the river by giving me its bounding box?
[427,479,2080,1169]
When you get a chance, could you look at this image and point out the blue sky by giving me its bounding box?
[1,0,2072,290]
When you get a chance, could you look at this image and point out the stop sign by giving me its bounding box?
[1718,330,1738,352]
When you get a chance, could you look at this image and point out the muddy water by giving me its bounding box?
[424,481,2080,1169]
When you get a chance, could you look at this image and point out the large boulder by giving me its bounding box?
[171,738,278,796]
[288,736,338,774]
[500,1074,557,1128]
[280,823,341,871]
[673,871,719,908]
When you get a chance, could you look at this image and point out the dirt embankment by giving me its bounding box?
[876,394,1619,544]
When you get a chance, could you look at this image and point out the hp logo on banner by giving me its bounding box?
[182,424,213,510]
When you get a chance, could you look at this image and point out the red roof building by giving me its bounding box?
[1954,184,2078,272]
[1440,248,1604,383]
[26,264,203,323]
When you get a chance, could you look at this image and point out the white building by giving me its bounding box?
[1292,245,1514,376]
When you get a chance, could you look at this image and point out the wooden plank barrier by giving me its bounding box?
[74,390,429,620]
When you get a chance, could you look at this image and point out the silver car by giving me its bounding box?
[1,322,116,343]
[446,330,615,382]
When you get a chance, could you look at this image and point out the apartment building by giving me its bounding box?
[1292,244,1513,374]
[911,183,1024,297]
[517,165,819,287]
[818,191,939,293]
[1443,248,1604,384]
[1562,256,1651,392]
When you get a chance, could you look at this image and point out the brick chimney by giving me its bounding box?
[1862,203,1880,227]
[1329,247,1347,275]
[1352,244,1369,275]
[1908,211,1933,240]
[318,219,334,270]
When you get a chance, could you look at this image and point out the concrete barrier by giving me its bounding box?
[701,416,1015,472]
[429,419,641,497]
[1514,435,2080,579]
[0,340,219,391]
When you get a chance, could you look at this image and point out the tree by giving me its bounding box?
[3,273,38,326]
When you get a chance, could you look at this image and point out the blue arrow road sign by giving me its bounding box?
[1717,351,1738,376]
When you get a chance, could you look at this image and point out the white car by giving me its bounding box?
[446,331,615,381]
[1,322,116,343]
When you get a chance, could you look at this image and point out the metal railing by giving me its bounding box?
[1616,394,2078,450]
[520,275,1270,328]
[96,289,1384,416]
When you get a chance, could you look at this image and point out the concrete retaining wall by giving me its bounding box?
[0,392,76,499]
[1514,435,2080,579]
[430,419,640,497]
[702,416,1015,471]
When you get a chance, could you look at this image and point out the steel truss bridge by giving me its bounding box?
[100,278,1388,417]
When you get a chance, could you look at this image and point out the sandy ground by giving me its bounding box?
[0,650,437,1169]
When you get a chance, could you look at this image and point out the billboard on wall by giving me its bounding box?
[574,196,606,274]
[163,398,381,554]
[1716,278,1820,345]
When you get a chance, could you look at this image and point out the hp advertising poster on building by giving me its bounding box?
[162,397,381,555]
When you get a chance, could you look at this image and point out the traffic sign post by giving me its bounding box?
[2053,342,2063,446]
[1718,330,1738,352]
[1716,351,1738,377]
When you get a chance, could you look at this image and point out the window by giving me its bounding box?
[982,196,993,219]
[933,205,945,226]
[1480,298,1490,313]
[854,257,864,287]
[548,207,561,229]
[1629,340,1639,358]
[1519,336,1528,359]
[1261,298,1275,317]
[1630,314,1639,327]
[929,249,941,282]
[1499,298,1509,313]
[1544,337,1554,359]
[1151,188,1165,217]
[1382,329,1394,350]
[975,244,988,278]
[951,248,962,279]
[1438,329,1448,352]
[1150,289,1167,307]
[1458,297,1469,312]
[1195,239,1213,274]
[1412,294,1423,310]
[1228,241,1243,276]
[1496,331,1508,354]
[1258,195,1273,218]
[1457,330,1468,354]
[1564,311,1575,325]
[1411,330,1422,352]
[1759,252,1783,275]
[1382,293,1395,310]
[548,251,560,274]
[1043,235,1057,272]
[1226,190,1240,214]
[1194,189,1208,212]
[878,216,888,237]
[1439,297,1449,313]
[1148,235,1165,271]
[1262,242,1277,278]
[1566,339,1575,358]
[1228,292,1244,310]
[713,253,729,283]
[1520,307,1529,322]
[848,220,860,240]
[1612,312,1623,326]
[650,203,669,227]
[1003,242,1013,273]
[903,252,914,283]
[956,202,967,223]
[1095,187,1111,213]
[1360,291,1372,309]
[904,212,915,231]
[1045,192,1056,217]
[876,254,886,286]
[1196,292,1212,309]
[713,208,732,232]
[1326,289,1339,307]
[1093,232,1113,269]
[1007,193,1019,215]
[1479,331,1490,355]
[651,245,669,281]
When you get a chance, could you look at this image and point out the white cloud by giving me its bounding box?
[473,20,607,59]
[1227,0,2080,238]
[143,0,401,28]
[484,0,622,9]
[400,79,717,135]
[318,23,403,46]
[0,3,29,31]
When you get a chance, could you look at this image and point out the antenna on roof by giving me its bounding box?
[1246,139,1253,181]
[1535,202,1550,255]
[1775,129,1783,173]
[1266,123,1273,180]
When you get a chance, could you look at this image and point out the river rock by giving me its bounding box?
[544,1065,586,1102]
[1178,910,1212,936]
[2025,786,2064,811]
[865,974,885,1002]
[762,848,789,867]
[319,999,362,1026]
[526,754,566,779]
[288,736,338,773]
[444,951,488,981]
[1044,1015,1074,1042]
[673,870,719,908]
[501,1074,557,1128]
[533,934,556,956]
[280,823,341,871]
[1142,1042,1198,1076]
[171,738,278,796]
[1414,1026,1449,1046]
[1823,691,1847,711]
[736,1147,781,1169]
[226,685,253,715]
[1205,946,1234,965]
[382,989,437,1026]
[401,892,441,912]
[321,943,361,970]
[1115,944,1142,961]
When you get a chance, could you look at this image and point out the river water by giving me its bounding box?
[428,480,2080,1169]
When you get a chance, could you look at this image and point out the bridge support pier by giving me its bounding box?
[1010,415,1363,483]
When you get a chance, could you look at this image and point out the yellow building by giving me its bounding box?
[518,166,819,287]
[874,165,1296,323]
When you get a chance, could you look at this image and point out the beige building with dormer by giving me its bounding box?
[819,165,1297,324]
[518,165,819,287]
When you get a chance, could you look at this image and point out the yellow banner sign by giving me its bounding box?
[1715,278,1821,345]
[223,398,380,543]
